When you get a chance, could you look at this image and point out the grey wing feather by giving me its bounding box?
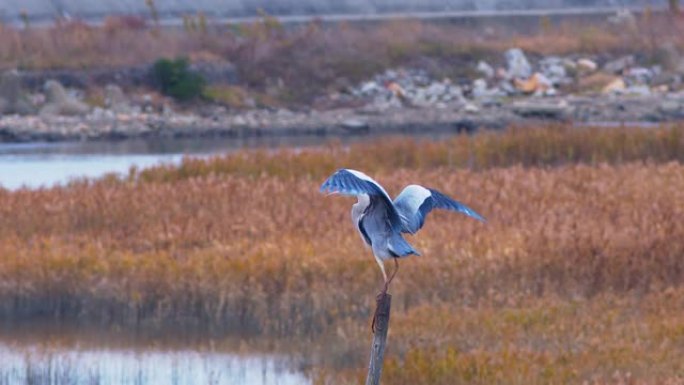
[320,169,403,232]
[428,189,486,223]
[320,169,378,197]
[394,184,485,234]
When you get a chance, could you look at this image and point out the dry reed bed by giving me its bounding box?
[383,292,684,385]
[137,124,684,183]
[1,162,683,384]
[0,161,682,332]
[6,14,681,70]
[0,126,683,383]
[310,289,684,385]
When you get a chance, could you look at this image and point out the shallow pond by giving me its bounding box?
[0,136,335,190]
[0,342,309,385]
[0,132,462,189]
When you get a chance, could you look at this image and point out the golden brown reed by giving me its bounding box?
[5,13,681,70]
[0,125,683,383]
[137,124,684,182]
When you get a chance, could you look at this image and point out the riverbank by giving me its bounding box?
[1,93,683,142]
[1,10,684,143]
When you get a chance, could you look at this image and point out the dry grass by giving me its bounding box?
[1,125,684,383]
[374,291,684,385]
[136,124,684,182]
[4,12,684,104]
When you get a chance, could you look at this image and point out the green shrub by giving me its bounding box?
[151,57,206,101]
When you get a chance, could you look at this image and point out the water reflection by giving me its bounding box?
[0,133,455,190]
[0,136,336,190]
[0,135,339,157]
[0,343,309,385]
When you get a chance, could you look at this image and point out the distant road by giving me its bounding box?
[155,6,665,27]
[0,0,666,27]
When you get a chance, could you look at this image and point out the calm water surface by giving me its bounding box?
[0,132,462,189]
[0,136,343,190]
[0,343,308,385]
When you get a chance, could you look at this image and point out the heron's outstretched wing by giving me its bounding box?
[393,184,485,234]
[320,169,403,232]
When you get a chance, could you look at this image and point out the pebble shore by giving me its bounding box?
[1,93,682,143]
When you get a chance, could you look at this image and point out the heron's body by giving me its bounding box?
[351,192,421,281]
[321,168,484,291]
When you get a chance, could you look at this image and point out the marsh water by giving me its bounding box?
[0,121,659,189]
[0,136,338,189]
[0,326,310,385]
[0,344,308,385]
[0,132,461,189]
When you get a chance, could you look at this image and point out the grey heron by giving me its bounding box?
[320,168,485,293]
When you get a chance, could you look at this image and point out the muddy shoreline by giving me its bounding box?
[1,93,682,143]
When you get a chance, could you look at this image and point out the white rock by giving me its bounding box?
[359,81,379,95]
[276,108,294,117]
[447,85,466,103]
[89,107,115,120]
[604,55,635,74]
[625,85,651,96]
[40,80,90,117]
[476,61,495,79]
[577,58,598,72]
[498,81,517,95]
[539,57,568,85]
[464,103,480,113]
[425,82,447,97]
[472,79,489,99]
[505,48,532,80]
[626,67,655,84]
[659,100,681,114]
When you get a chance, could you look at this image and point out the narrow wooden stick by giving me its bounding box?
[366,292,392,385]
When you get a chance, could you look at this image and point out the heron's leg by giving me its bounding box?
[386,257,399,286]
[372,259,399,333]
[375,257,388,290]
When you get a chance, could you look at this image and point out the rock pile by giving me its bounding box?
[475,49,575,98]
[332,44,684,122]
[504,48,532,80]
[2,38,684,143]
[40,80,90,116]
[105,84,138,114]
[348,68,466,109]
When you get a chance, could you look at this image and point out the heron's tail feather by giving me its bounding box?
[389,234,421,258]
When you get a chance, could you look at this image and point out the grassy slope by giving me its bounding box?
[5,12,684,106]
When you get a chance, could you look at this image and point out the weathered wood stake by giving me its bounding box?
[366,292,392,385]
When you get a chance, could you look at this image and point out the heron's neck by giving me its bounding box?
[351,194,370,222]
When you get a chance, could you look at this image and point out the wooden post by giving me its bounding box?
[366,292,392,385]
